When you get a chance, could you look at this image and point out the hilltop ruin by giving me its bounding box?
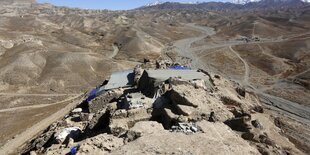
[22,60,303,155]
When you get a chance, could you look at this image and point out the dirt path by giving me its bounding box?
[285,31,310,40]
[228,45,310,125]
[174,23,215,69]
[190,39,279,52]
[110,44,119,59]
[189,35,302,53]
[0,94,85,155]
[229,46,250,85]
[228,46,310,125]
[0,93,79,97]
[229,43,310,124]
[257,44,282,61]
[291,68,310,78]
[172,23,310,126]
[0,94,83,113]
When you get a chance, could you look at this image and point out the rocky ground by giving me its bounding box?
[13,60,306,155]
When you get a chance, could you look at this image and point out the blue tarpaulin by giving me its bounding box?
[86,70,134,102]
[86,88,99,102]
[169,66,191,70]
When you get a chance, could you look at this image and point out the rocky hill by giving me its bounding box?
[20,62,305,155]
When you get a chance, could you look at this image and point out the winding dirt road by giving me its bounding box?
[172,23,310,125]
[174,23,215,69]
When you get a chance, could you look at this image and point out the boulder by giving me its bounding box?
[109,119,129,137]
[251,120,263,129]
[126,121,164,141]
[87,108,110,130]
[236,86,246,97]
[88,89,123,113]
[170,83,234,122]
[80,113,90,122]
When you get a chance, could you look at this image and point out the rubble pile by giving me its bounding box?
[24,60,303,155]
[170,122,199,134]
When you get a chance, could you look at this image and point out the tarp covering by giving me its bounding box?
[104,70,134,90]
[86,70,134,102]
[86,88,99,102]
[144,69,209,87]
[169,66,191,70]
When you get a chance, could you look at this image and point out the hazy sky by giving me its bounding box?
[37,0,229,10]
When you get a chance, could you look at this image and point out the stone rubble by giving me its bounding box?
[23,61,304,155]
[170,122,199,134]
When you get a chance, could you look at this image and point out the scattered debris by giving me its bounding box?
[170,122,199,134]
[124,93,153,109]
[55,127,81,144]
[71,108,82,114]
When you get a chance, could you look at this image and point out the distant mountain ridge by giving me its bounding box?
[146,0,202,6]
[0,0,35,4]
[232,0,310,4]
[139,0,309,11]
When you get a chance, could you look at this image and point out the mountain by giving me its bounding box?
[146,0,164,7]
[232,0,260,4]
[145,1,203,7]
[231,0,310,4]
[139,2,241,10]
[139,0,309,10]
[0,0,35,5]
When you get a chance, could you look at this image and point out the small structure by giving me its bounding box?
[86,70,134,102]
[138,69,210,97]
[253,36,260,41]
[104,70,135,90]
[237,36,260,43]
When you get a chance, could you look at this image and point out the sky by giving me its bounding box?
[37,0,228,10]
